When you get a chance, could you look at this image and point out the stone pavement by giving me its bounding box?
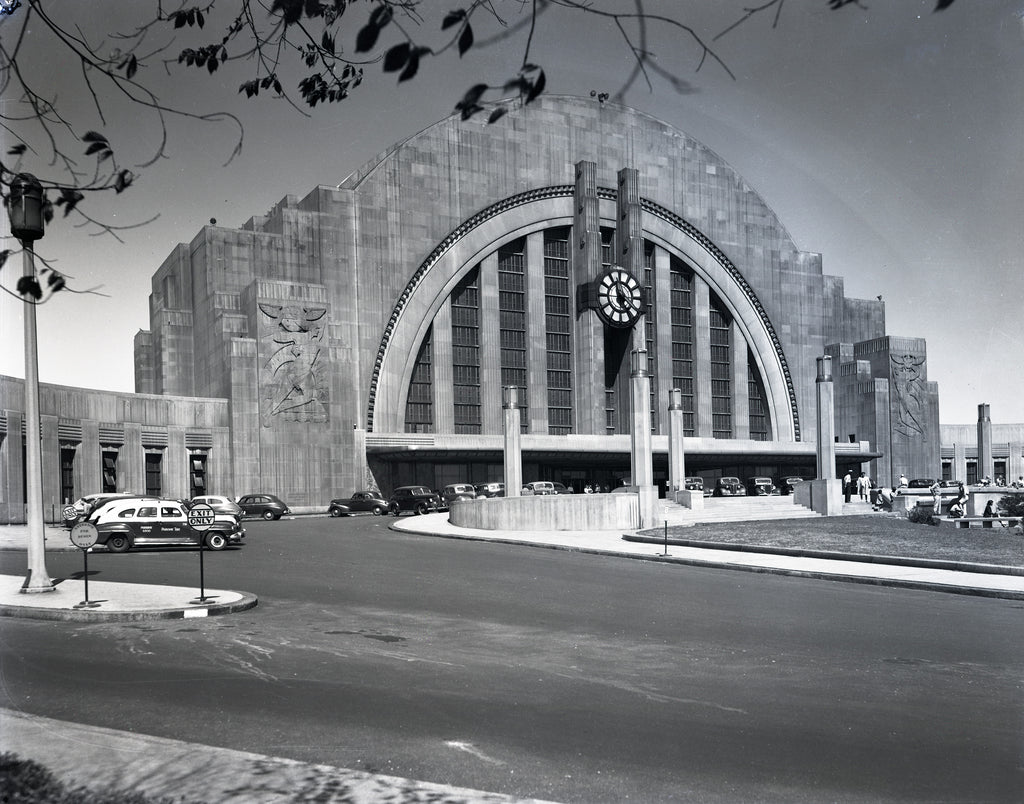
[3,514,1024,804]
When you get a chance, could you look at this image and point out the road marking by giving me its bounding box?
[444,740,505,765]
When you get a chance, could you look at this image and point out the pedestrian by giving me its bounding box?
[930,480,941,515]
[898,474,908,488]
[983,499,996,528]
[856,472,870,502]
[843,471,853,503]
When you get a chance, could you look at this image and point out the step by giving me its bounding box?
[657,496,822,525]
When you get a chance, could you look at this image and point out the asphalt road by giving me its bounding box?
[2,516,1023,803]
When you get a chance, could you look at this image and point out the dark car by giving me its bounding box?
[328,491,388,517]
[91,498,245,552]
[714,477,746,497]
[474,482,505,498]
[780,476,806,495]
[550,482,574,495]
[684,477,704,493]
[441,483,478,506]
[237,493,291,520]
[907,478,937,489]
[745,476,777,496]
[388,485,444,516]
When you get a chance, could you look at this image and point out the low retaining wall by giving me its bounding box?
[449,494,639,531]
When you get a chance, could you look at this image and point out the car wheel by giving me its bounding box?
[415,502,428,515]
[206,532,227,551]
[329,508,343,517]
[388,502,400,516]
[262,510,275,521]
[106,534,130,553]
[372,505,384,516]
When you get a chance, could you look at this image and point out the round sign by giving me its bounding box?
[62,505,78,521]
[187,503,216,532]
[69,522,98,550]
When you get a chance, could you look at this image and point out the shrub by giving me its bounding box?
[997,494,1024,518]
[0,752,204,804]
[907,506,938,526]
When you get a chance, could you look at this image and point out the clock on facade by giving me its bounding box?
[596,267,643,328]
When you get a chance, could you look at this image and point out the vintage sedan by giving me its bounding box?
[91,498,245,552]
[713,477,746,497]
[237,493,291,520]
[474,482,505,498]
[191,494,243,520]
[684,477,704,493]
[388,486,445,516]
[328,491,388,517]
[745,476,777,496]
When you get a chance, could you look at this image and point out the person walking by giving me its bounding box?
[857,472,871,502]
[843,471,853,503]
[930,480,942,515]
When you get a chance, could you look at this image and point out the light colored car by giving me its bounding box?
[523,481,555,495]
[474,482,505,498]
[90,498,245,552]
[191,494,243,519]
[63,492,138,524]
[442,483,478,505]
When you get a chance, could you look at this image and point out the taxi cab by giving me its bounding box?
[88,498,245,552]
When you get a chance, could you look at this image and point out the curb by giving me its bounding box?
[624,533,1024,576]
[400,524,1024,601]
[0,591,259,622]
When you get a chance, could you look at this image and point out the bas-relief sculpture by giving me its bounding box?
[891,353,927,438]
[258,303,329,427]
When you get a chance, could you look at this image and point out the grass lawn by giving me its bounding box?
[639,514,1024,569]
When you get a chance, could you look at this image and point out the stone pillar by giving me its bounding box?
[816,356,836,480]
[630,349,658,527]
[977,403,993,483]
[668,389,685,492]
[693,280,712,437]
[503,386,522,498]
[802,355,842,516]
[572,161,605,434]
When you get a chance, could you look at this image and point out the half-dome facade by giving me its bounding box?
[126,95,938,503]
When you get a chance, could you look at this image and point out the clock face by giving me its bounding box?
[596,268,643,328]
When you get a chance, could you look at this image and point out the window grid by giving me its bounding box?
[709,299,732,438]
[499,239,529,432]
[670,261,695,435]
[643,244,657,432]
[545,229,573,434]
[60,447,75,505]
[189,451,207,497]
[404,326,434,433]
[451,268,481,434]
[748,350,771,441]
[101,450,117,493]
[145,451,162,497]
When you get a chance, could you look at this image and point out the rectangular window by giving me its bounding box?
[670,260,695,436]
[451,269,481,433]
[145,451,162,497]
[499,240,529,432]
[189,452,207,497]
[748,350,771,441]
[405,326,434,433]
[60,446,75,504]
[545,229,573,434]
[102,450,118,494]
[709,297,732,438]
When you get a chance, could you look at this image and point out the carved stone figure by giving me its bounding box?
[890,353,926,438]
[258,303,329,426]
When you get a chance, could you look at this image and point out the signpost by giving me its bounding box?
[187,503,216,605]
[69,522,100,609]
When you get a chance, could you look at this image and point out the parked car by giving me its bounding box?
[745,476,777,496]
[91,498,245,552]
[63,492,138,525]
[389,485,444,515]
[780,476,806,495]
[442,483,478,506]
[328,490,388,516]
[237,493,291,520]
[191,494,243,520]
[907,478,937,489]
[523,481,555,495]
[550,482,574,495]
[474,482,505,498]
[684,477,704,493]
[714,477,746,497]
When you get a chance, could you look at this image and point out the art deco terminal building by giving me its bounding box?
[0,95,946,520]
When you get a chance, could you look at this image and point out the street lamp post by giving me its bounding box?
[7,173,54,593]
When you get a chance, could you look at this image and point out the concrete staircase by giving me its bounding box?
[656,495,823,526]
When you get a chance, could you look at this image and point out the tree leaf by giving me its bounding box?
[369,4,393,28]
[17,276,42,300]
[7,144,27,156]
[321,30,335,54]
[82,131,108,144]
[442,10,465,30]
[461,83,488,107]
[85,141,108,156]
[114,169,133,193]
[0,249,11,270]
[126,54,138,80]
[487,106,508,124]
[355,22,380,53]
[934,0,955,8]
[383,42,410,72]
[398,50,420,82]
[525,68,546,103]
[458,23,474,56]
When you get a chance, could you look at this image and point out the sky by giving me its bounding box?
[2,0,1022,425]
